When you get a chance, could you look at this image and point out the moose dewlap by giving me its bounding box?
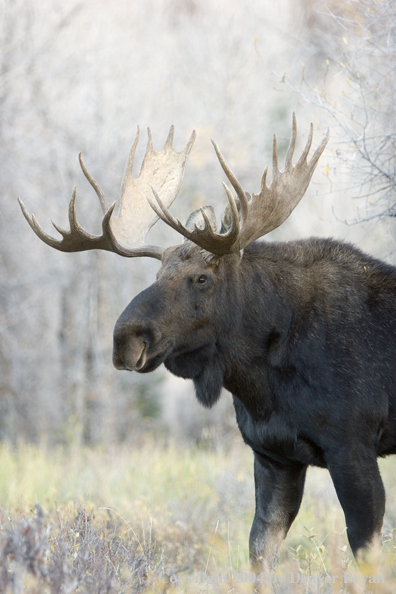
[19,115,396,569]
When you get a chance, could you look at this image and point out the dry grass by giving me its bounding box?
[0,440,394,592]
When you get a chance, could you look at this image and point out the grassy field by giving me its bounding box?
[0,438,395,593]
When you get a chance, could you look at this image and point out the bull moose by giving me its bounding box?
[19,115,396,569]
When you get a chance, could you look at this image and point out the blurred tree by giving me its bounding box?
[285,0,396,237]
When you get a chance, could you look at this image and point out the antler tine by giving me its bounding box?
[147,186,185,234]
[165,125,175,147]
[272,134,279,182]
[211,140,249,227]
[284,112,297,171]
[18,196,69,252]
[307,127,330,169]
[297,123,314,166]
[120,127,140,204]
[221,182,242,238]
[200,208,219,238]
[259,167,269,195]
[79,153,108,214]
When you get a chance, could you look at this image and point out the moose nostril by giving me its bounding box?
[112,321,155,372]
[134,342,147,371]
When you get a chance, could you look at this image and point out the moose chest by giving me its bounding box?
[232,395,326,467]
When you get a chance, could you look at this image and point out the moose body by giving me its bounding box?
[20,115,396,566]
[113,237,396,563]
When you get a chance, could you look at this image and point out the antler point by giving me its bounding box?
[165,126,175,148]
[272,135,279,175]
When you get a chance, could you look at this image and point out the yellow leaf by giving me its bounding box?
[343,37,347,45]
[326,59,330,65]
[253,37,258,44]
[340,62,346,68]
[325,165,329,175]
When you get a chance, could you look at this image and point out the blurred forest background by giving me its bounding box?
[1,0,395,446]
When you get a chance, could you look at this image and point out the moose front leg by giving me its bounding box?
[249,453,307,572]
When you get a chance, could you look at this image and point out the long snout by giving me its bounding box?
[112,281,170,372]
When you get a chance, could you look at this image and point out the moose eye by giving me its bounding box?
[197,275,207,284]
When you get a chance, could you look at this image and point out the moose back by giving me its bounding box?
[20,115,396,567]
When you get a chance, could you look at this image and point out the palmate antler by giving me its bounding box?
[18,127,196,260]
[148,113,329,256]
[19,115,328,261]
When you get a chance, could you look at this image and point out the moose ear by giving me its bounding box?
[219,194,250,234]
[184,205,218,239]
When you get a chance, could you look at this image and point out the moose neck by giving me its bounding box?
[190,244,294,416]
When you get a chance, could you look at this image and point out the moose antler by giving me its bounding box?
[148,114,329,256]
[18,127,196,260]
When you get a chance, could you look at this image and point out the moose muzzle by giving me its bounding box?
[112,319,158,372]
